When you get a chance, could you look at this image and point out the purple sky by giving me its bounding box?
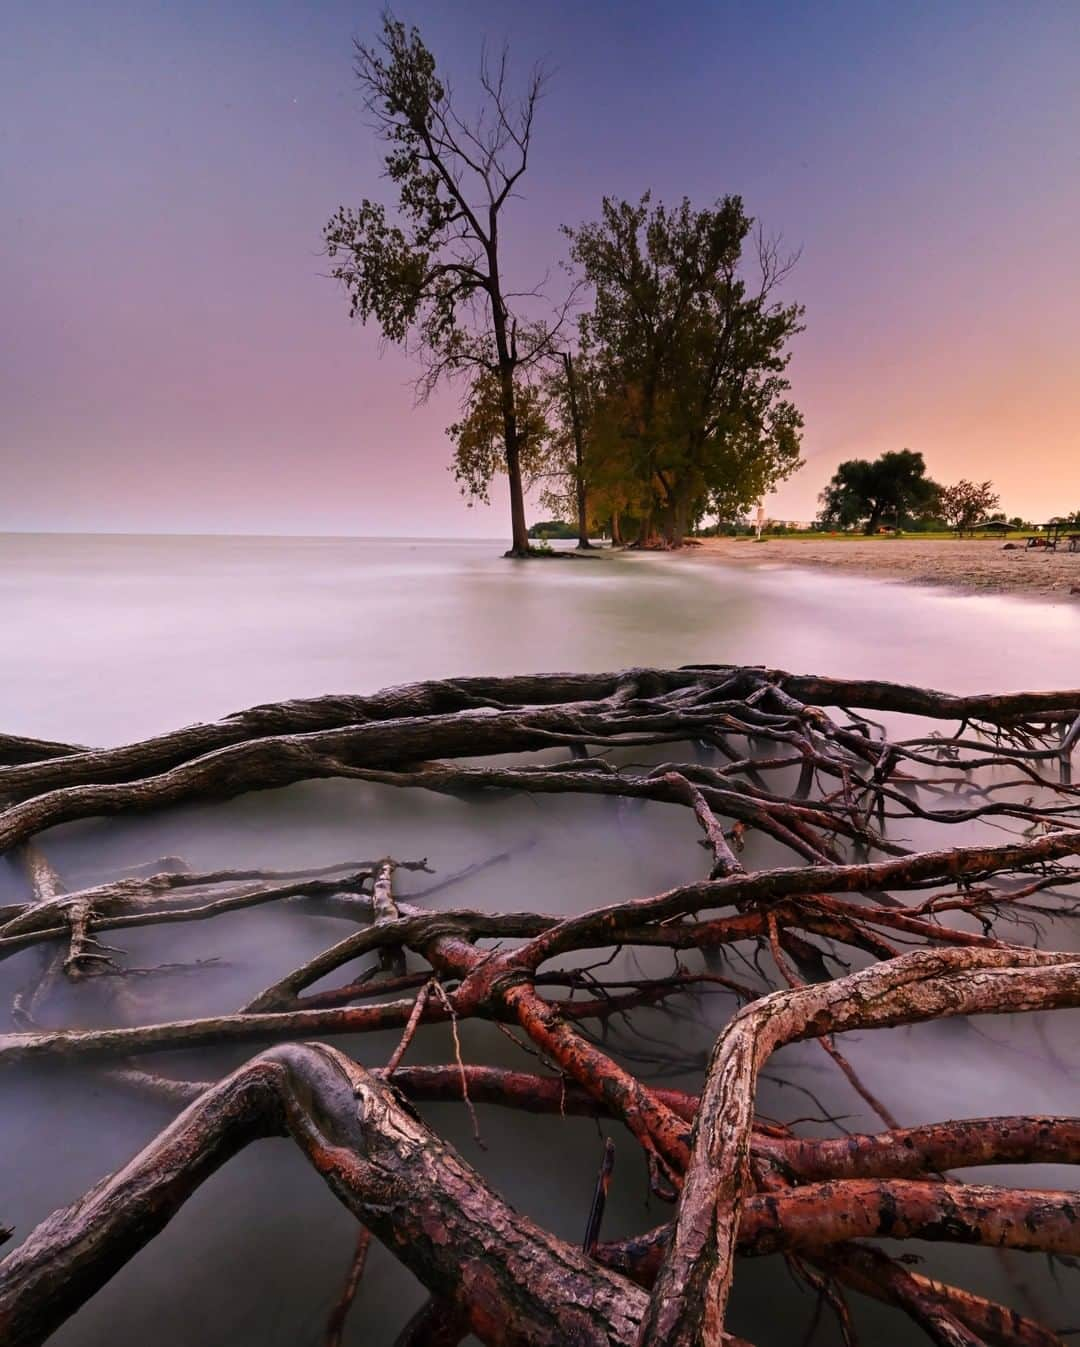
[3,1,1078,535]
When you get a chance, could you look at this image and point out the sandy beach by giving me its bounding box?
[698,536,1080,603]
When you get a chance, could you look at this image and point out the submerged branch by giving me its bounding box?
[1,665,1078,1346]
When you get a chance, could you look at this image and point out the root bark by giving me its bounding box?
[1,665,1078,1344]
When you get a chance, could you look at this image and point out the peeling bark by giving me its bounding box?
[639,949,1080,1346]
[0,1047,647,1347]
[1,665,1078,1346]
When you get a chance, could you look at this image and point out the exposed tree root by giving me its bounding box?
[1,665,1079,1345]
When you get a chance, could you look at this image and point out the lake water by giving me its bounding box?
[1,533,1077,1346]
[1,534,1078,745]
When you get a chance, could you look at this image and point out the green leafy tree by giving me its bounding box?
[530,350,600,548]
[537,361,654,545]
[558,351,593,548]
[818,450,940,534]
[448,369,549,506]
[527,518,576,539]
[939,479,1001,533]
[564,194,804,546]
[324,17,558,555]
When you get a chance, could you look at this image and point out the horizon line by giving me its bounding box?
[0,528,510,542]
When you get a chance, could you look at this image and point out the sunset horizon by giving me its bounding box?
[4,0,1078,536]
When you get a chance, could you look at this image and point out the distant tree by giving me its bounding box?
[324,17,562,556]
[939,479,1001,533]
[565,194,804,547]
[818,450,940,534]
[527,519,576,539]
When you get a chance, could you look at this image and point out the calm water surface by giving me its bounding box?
[1,534,1077,1346]
[2,533,1078,742]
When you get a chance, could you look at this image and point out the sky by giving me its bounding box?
[2,0,1078,536]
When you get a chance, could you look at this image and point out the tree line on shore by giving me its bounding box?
[816,450,1079,536]
[818,452,1000,535]
[323,18,1074,552]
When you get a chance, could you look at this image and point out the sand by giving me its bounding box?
[696,536,1080,603]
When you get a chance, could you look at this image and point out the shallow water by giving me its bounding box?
[2,533,1078,743]
[1,533,1077,1345]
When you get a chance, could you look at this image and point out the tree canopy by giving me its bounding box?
[324,17,557,555]
[564,194,805,546]
[818,450,940,533]
[939,479,1001,532]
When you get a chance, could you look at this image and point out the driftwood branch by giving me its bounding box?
[1,665,1078,1345]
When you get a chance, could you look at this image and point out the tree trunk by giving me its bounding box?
[657,502,676,548]
[562,352,592,549]
[497,358,530,557]
[669,493,691,549]
[653,473,692,549]
[487,251,531,558]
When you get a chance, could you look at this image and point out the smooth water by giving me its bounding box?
[1,533,1077,1345]
[2,533,1078,743]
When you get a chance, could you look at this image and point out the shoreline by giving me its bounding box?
[693,537,1080,606]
